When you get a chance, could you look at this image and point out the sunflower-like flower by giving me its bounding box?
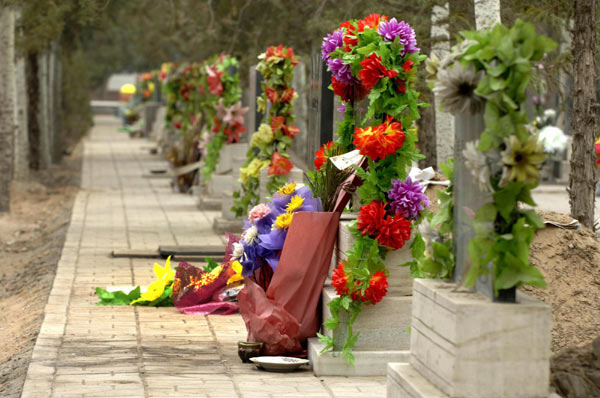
[433,62,485,115]
[463,140,493,193]
[274,212,294,229]
[277,182,297,195]
[499,135,546,187]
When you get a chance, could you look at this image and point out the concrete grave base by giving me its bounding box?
[212,217,244,235]
[197,196,222,211]
[387,278,552,398]
[308,338,409,377]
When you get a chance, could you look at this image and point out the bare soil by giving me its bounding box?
[0,145,81,397]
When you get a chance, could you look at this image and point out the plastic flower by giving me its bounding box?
[358,13,387,31]
[358,53,398,90]
[231,242,245,260]
[433,63,485,115]
[268,152,294,175]
[271,185,322,214]
[387,177,429,220]
[242,225,259,245]
[321,28,344,61]
[499,135,546,187]
[265,87,279,103]
[362,271,388,305]
[250,123,274,148]
[463,140,493,193]
[239,158,270,185]
[286,195,305,212]
[226,261,244,285]
[332,262,349,296]
[278,182,297,195]
[130,257,175,305]
[206,64,224,96]
[331,76,369,102]
[539,125,568,154]
[376,214,412,250]
[274,212,294,229]
[280,88,296,104]
[223,101,248,126]
[357,201,387,237]
[327,58,355,85]
[314,141,335,170]
[377,18,419,55]
[248,203,271,224]
[353,116,405,161]
[596,137,600,168]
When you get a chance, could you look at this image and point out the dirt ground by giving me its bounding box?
[0,144,81,398]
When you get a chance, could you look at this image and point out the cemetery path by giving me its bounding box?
[19,115,386,398]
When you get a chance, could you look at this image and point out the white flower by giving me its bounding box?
[231,242,245,260]
[242,225,258,245]
[463,140,493,192]
[433,62,485,115]
[418,219,442,257]
[539,125,568,154]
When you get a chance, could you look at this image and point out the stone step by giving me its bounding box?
[387,363,448,398]
[321,286,412,352]
[308,338,409,377]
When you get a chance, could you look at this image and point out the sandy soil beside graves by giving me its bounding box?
[0,145,81,398]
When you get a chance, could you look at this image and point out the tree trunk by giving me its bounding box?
[568,0,597,229]
[0,7,16,212]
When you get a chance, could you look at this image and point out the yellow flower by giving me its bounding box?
[277,182,297,195]
[274,212,294,229]
[499,134,546,187]
[130,257,174,305]
[250,123,274,148]
[227,261,244,285]
[286,195,304,212]
[239,159,269,185]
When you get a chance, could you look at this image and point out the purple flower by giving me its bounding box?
[387,177,429,220]
[321,29,344,61]
[377,18,420,56]
[337,103,346,113]
[327,58,355,85]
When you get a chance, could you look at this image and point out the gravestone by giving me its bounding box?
[431,3,455,170]
[387,8,553,397]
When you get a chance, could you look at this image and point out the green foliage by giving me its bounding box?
[95,287,141,306]
[452,20,555,294]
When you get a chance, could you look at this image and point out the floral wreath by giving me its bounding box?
[316,14,428,365]
[232,45,300,217]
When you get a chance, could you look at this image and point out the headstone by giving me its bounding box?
[431,3,455,169]
[290,62,310,167]
[307,53,334,162]
[247,66,264,133]
[474,0,501,30]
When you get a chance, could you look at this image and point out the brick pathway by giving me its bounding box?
[21,116,386,398]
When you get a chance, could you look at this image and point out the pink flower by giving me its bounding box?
[248,203,271,224]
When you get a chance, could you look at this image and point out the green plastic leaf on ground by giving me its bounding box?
[95,286,141,306]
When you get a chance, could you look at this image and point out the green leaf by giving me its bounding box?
[431,241,450,261]
[474,203,497,223]
[522,209,544,229]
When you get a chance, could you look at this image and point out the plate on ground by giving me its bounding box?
[249,356,310,372]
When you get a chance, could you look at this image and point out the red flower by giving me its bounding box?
[339,21,358,51]
[332,262,349,296]
[206,66,224,96]
[362,271,388,305]
[394,79,407,95]
[268,152,293,175]
[212,117,222,133]
[353,116,405,161]
[270,116,285,132]
[280,88,295,103]
[376,214,412,250]
[358,53,398,90]
[282,124,299,138]
[143,90,151,98]
[314,142,335,170]
[357,201,387,237]
[402,60,414,73]
[265,87,279,104]
[357,13,387,32]
[265,45,298,65]
[173,121,182,130]
[331,76,369,103]
[224,122,246,144]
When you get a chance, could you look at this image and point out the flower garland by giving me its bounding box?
[317,14,428,365]
[232,45,300,217]
[431,20,556,294]
[200,54,247,181]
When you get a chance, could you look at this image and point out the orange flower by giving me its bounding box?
[353,116,405,161]
[280,88,295,103]
[357,13,387,32]
[265,87,279,104]
[361,271,388,305]
[314,142,335,170]
[268,152,293,175]
[331,262,349,296]
[282,124,299,138]
[265,45,298,65]
[270,116,285,132]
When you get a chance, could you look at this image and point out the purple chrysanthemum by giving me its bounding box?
[321,29,344,61]
[377,18,420,56]
[387,177,429,220]
[327,58,354,84]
